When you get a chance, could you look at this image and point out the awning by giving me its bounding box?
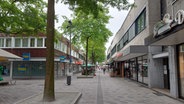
[0,49,21,60]
[116,45,148,61]
[153,52,168,59]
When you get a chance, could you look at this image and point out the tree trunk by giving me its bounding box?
[43,0,55,102]
[85,37,89,75]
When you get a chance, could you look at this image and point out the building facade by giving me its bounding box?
[107,0,184,99]
[107,0,160,84]
[145,0,184,99]
[0,33,85,79]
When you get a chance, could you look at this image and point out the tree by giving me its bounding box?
[0,0,47,35]
[88,40,107,64]
[59,0,132,17]
[43,0,55,102]
[61,6,112,73]
[45,0,131,101]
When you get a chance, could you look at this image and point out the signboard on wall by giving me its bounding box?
[22,53,30,61]
[60,56,66,62]
[153,10,184,38]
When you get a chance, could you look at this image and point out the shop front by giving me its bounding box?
[124,55,148,85]
[178,44,184,98]
[145,15,184,98]
[116,45,148,85]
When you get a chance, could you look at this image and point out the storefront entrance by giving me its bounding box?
[163,58,170,89]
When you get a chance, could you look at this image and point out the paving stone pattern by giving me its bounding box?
[0,70,184,104]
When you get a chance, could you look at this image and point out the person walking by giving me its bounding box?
[103,68,106,74]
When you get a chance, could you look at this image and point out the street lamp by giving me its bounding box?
[66,20,72,85]
[68,20,72,73]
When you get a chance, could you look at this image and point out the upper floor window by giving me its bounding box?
[135,9,146,34]
[111,45,117,55]
[0,38,4,47]
[123,32,129,46]
[6,38,11,47]
[37,38,43,47]
[117,44,120,51]
[120,37,124,49]
[22,38,28,47]
[129,23,135,41]
[15,38,21,47]
[30,38,35,47]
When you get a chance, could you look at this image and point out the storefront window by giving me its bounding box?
[179,44,184,98]
[124,56,148,85]
[138,57,143,82]
[124,61,130,78]
[143,59,148,84]
[130,58,137,80]
[138,56,148,84]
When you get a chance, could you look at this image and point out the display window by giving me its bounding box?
[179,44,184,98]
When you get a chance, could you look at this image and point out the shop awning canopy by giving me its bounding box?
[0,49,21,61]
[116,45,148,61]
[82,64,95,67]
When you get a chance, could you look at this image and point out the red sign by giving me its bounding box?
[75,60,83,65]
[116,52,123,58]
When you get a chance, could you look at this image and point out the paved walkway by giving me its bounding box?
[0,70,184,104]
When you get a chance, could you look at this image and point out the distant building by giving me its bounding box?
[0,33,85,79]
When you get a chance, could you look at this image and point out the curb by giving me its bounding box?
[71,92,82,104]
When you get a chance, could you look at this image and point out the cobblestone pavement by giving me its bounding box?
[0,70,184,104]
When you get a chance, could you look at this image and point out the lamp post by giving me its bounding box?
[66,20,72,85]
[68,20,72,73]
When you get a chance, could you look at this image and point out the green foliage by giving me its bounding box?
[0,0,47,35]
[61,5,112,63]
[58,0,132,17]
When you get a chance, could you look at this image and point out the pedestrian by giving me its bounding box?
[103,68,106,74]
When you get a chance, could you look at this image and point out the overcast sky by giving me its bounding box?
[53,0,134,53]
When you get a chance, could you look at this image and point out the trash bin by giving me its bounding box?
[67,75,71,85]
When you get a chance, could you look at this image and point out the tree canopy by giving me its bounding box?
[58,0,132,17]
[0,0,47,35]
[61,5,112,64]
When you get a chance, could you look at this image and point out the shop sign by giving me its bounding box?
[18,65,26,72]
[116,52,123,58]
[153,10,184,38]
[175,10,184,25]
[75,60,83,65]
[22,53,30,61]
[60,56,66,62]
